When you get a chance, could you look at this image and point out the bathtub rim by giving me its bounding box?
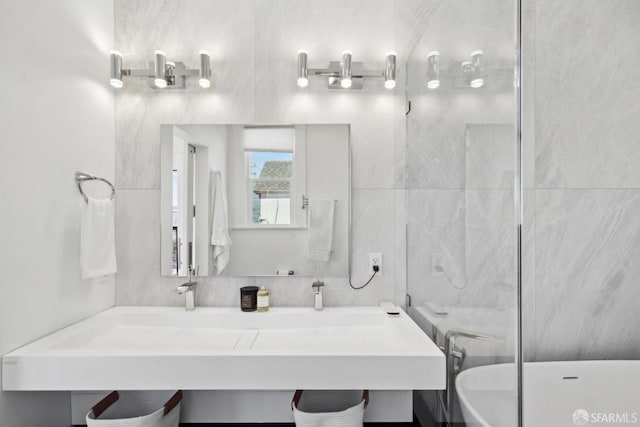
[455,360,640,427]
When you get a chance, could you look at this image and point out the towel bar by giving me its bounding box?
[75,171,116,203]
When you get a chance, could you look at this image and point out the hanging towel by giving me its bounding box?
[81,197,117,279]
[210,171,232,274]
[308,199,336,262]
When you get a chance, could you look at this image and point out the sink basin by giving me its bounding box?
[2,306,445,391]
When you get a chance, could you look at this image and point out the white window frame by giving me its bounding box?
[245,149,295,226]
[237,125,307,229]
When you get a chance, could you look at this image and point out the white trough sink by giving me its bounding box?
[2,306,445,391]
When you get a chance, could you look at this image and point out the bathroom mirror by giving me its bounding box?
[160,124,350,277]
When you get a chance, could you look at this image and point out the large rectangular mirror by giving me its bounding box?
[160,124,350,277]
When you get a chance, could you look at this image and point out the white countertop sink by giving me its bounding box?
[2,306,445,391]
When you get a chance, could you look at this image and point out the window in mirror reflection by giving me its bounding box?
[248,151,293,225]
[243,126,302,227]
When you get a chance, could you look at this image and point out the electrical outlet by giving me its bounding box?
[368,253,382,275]
[431,253,445,276]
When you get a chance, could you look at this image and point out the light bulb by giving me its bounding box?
[110,78,123,88]
[470,78,484,88]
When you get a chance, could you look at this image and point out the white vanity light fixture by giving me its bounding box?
[469,50,484,88]
[340,50,353,88]
[297,49,309,87]
[109,49,214,89]
[198,50,212,88]
[295,49,399,90]
[384,52,397,89]
[426,51,440,89]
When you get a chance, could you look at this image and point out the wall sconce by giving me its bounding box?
[426,51,440,89]
[462,50,484,88]
[109,50,213,89]
[198,50,212,88]
[109,50,124,88]
[384,51,397,89]
[297,49,309,87]
[340,50,353,88]
[296,50,397,90]
[153,50,168,88]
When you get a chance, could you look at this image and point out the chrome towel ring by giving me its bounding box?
[74,171,115,203]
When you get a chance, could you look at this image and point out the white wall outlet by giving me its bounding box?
[431,253,445,276]
[368,253,382,275]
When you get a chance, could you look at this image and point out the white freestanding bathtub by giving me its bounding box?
[456,361,640,427]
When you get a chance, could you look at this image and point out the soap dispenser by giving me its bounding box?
[257,286,270,312]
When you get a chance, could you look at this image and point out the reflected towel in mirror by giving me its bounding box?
[81,197,117,279]
[210,171,232,274]
[308,199,336,262]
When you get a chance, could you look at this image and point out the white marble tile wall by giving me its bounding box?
[533,190,640,360]
[114,0,437,307]
[526,0,640,360]
[534,0,640,189]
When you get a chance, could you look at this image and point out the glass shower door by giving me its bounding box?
[405,0,520,425]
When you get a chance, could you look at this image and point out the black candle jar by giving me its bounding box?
[240,286,259,312]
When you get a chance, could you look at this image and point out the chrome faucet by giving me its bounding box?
[176,266,198,311]
[443,328,499,419]
[312,281,324,311]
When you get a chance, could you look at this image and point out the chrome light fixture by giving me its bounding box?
[384,52,396,89]
[462,50,485,89]
[426,51,440,89]
[154,50,168,88]
[469,50,484,88]
[109,49,214,89]
[462,60,473,86]
[198,50,212,88]
[340,50,352,88]
[297,49,309,88]
[109,50,124,88]
[295,49,398,90]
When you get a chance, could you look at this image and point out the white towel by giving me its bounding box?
[81,197,117,279]
[308,199,336,262]
[210,171,232,274]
